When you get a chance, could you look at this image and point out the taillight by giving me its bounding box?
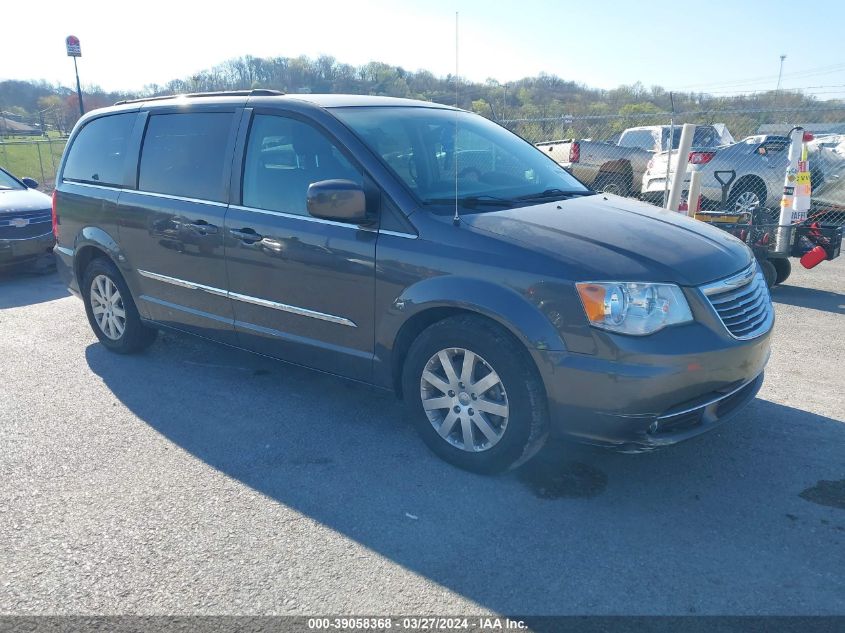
[569,141,580,163]
[647,158,654,170]
[802,132,814,142]
[689,151,716,165]
[51,190,59,239]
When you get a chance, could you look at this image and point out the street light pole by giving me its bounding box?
[66,35,84,118]
[73,57,84,117]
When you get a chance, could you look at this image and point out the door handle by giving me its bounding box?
[187,220,218,235]
[230,227,264,243]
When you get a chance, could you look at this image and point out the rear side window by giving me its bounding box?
[139,112,234,202]
[63,113,136,186]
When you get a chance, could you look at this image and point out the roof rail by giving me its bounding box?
[114,89,285,106]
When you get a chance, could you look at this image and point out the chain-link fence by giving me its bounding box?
[500,106,845,225]
[0,138,68,192]
[3,105,845,225]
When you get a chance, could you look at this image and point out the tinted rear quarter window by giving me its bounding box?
[139,112,234,202]
[63,113,136,186]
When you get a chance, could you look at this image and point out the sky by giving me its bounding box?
[4,0,845,99]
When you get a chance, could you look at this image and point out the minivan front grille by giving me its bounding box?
[0,209,53,240]
[701,264,773,339]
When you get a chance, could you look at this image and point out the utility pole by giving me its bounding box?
[73,57,84,117]
[776,54,787,92]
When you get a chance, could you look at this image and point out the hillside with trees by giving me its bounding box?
[2,54,844,141]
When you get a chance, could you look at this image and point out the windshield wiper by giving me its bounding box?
[426,195,516,208]
[517,188,595,201]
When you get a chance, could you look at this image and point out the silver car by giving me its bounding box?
[642,135,834,220]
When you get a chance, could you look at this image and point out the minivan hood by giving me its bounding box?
[0,188,52,214]
[463,194,752,286]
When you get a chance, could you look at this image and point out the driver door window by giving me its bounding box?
[242,115,362,216]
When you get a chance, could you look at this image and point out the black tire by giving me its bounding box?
[594,173,631,197]
[82,257,157,354]
[759,258,777,289]
[771,257,792,286]
[401,315,549,474]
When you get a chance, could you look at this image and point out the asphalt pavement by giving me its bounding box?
[1,257,843,615]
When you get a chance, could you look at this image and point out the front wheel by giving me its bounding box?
[759,258,777,289]
[401,315,549,474]
[82,257,157,354]
[771,257,792,286]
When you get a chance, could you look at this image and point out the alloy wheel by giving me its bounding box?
[419,347,509,452]
[90,274,126,340]
[733,190,761,213]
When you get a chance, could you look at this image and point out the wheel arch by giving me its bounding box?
[730,174,768,203]
[377,276,566,397]
[597,159,633,180]
[72,227,124,287]
[596,159,633,190]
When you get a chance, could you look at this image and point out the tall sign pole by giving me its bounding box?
[65,35,84,117]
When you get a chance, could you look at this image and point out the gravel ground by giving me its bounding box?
[0,257,843,616]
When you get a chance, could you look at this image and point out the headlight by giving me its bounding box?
[576,282,693,335]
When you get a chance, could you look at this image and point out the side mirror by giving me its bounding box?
[21,177,39,189]
[307,179,367,223]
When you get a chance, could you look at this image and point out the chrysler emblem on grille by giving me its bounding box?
[9,217,30,228]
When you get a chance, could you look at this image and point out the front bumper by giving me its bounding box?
[0,232,55,268]
[533,319,772,452]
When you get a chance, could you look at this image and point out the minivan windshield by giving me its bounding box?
[0,168,25,191]
[333,106,591,209]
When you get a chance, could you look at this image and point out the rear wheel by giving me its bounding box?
[82,257,157,353]
[771,257,792,286]
[728,179,772,221]
[594,173,631,197]
[401,315,549,474]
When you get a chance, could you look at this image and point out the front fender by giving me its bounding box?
[400,275,566,350]
[373,275,570,390]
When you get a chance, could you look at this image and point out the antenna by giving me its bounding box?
[453,11,461,226]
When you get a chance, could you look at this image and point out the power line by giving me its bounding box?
[500,105,845,124]
[700,84,845,95]
[681,68,845,92]
[669,62,845,91]
[671,62,845,89]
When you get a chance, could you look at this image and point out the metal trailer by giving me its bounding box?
[691,169,843,288]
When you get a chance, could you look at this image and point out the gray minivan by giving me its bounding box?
[53,90,773,473]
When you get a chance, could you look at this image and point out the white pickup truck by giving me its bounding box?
[538,125,728,197]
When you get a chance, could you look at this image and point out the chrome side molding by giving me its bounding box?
[137,269,357,328]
